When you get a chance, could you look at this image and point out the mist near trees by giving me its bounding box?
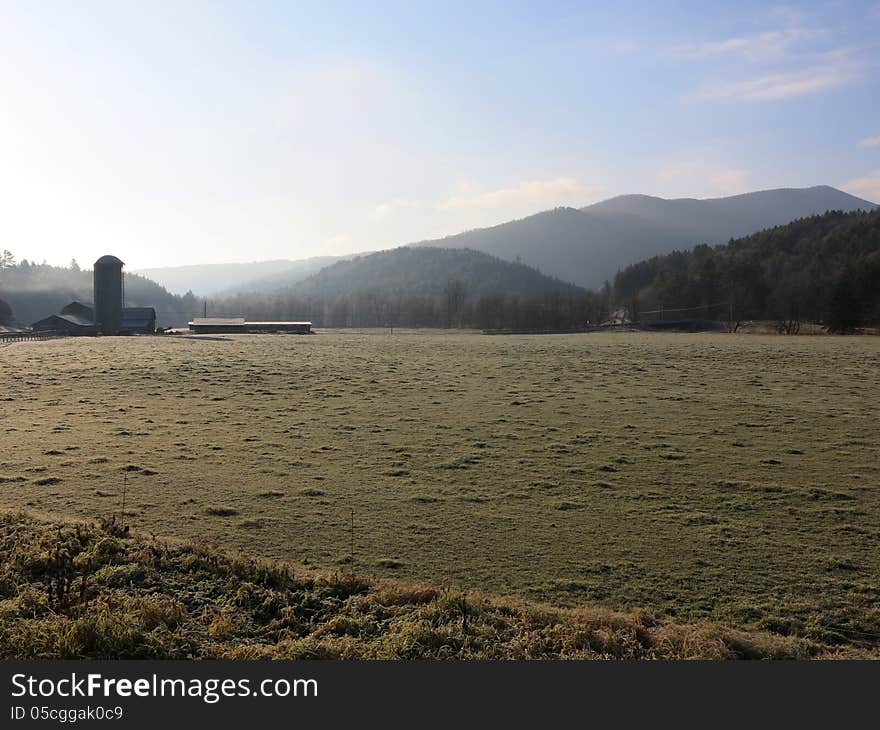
[209,247,609,329]
[0,253,197,327]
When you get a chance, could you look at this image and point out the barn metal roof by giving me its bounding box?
[32,313,95,328]
[189,318,246,326]
[244,321,312,326]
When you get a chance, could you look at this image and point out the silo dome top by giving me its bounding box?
[94,255,125,267]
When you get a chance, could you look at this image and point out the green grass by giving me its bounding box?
[0,511,842,659]
[0,332,878,650]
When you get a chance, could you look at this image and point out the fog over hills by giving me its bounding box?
[0,263,195,327]
[134,256,343,297]
[209,246,591,330]
[136,186,876,295]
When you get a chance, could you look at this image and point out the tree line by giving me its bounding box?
[207,246,610,330]
[613,209,880,333]
[210,283,611,330]
[0,253,198,327]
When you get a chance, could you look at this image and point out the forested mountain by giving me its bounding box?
[128,186,878,299]
[211,246,607,329]
[0,255,198,327]
[411,186,876,288]
[290,246,582,300]
[135,256,344,297]
[136,187,875,297]
[613,209,880,332]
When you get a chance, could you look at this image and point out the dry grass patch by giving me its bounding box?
[0,512,845,660]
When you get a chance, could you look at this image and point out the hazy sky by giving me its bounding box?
[2,1,879,269]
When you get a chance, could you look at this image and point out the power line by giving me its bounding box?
[640,302,726,316]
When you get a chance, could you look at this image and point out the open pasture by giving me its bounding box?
[1,332,878,646]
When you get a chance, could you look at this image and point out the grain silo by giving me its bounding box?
[93,255,124,335]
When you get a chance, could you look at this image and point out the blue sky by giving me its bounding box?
[1,0,879,268]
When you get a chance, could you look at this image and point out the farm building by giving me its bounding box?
[94,255,124,334]
[188,318,312,334]
[120,307,157,334]
[31,313,97,335]
[29,255,157,336]
[61,301,95,320]
[35,302,157,335]
[245,321,312,334]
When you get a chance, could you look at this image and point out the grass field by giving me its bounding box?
[1,331,878,649]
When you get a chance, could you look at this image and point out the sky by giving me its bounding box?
[1,1,879,269]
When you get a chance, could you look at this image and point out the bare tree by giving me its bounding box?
[445,279,466,328]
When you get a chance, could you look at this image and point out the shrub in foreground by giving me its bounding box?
[0,511,862,660]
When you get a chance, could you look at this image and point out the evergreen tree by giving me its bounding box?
[0,298,12,325]
[825,273,863,334]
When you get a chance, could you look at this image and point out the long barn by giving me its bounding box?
[188,318,312,334]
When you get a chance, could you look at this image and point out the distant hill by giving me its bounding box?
[0,261,198,327]
[613,209,880,332]
[139,186,877,296]
[410,186,877,288]
[286,246,582,300]
[135,256,343,297]
[211,246,599,329]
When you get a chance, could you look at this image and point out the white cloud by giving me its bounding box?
[690,60,858,102]
[680,16,862,105]
[843,170,880,204]
[438,177,598,212]
[859,136,880,148]
[679,28,815,63]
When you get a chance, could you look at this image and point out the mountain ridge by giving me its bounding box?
[279,245,582,300]
[409,185,876,288]
[134,257,343,297]
[135,185,877,294]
